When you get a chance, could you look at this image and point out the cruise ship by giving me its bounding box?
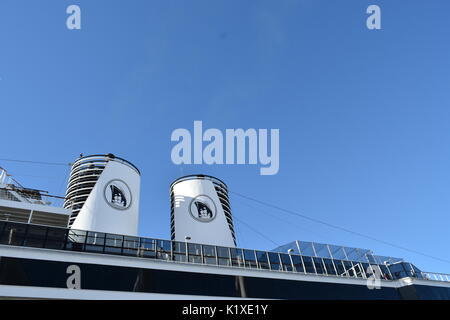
[0,154,449,300]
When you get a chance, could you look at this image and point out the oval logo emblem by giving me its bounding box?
[104,179,132,210]
[189,195,217,223]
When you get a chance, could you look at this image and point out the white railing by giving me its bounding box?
[0,168,6,185]
[421,272,450,282]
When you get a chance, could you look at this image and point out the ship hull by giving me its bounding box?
[1,245,449,300]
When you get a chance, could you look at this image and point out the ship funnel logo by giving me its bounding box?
[104,180,132,210]
[189,195,216,222]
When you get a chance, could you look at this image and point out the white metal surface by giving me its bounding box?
[0,285,253,300]
[0,244,400,288]
[171,176,235,247]
[70,159,141,236]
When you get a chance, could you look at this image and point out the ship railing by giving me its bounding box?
[0,167,23,188]
[0,168,7,185]
[420,272,450,282]
[0,167,54,205]
[0,220,448,284]
[0,185,65,206]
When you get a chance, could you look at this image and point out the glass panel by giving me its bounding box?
[156,240,172,261]
[279,253,293,272]
[124,236,139,248]
[171,241,186,262]
[1,223,28,246]
[156,239,171,251]
[0,221,6,237]
[388,263,408,279]
[66,229,86,251]
[243,249,257,268]
[123,236,140,256]
[0,222,10,244]
[313,257,326,274]
[255,251,270,270]
[313,243,331,258]
[323,258,337,276]
[368,265,383,281]
[217,246,231,266]
[410,264,423,279]
[402,263,416,278]
[188,243,202,263]
[202,245,217,265]
[379,264,392,280]
[268,252,281,271]
[24,225,47,248]
[373,255,403,265]
[68,229,86,242]
[298,241,315,256]
[45,228,67,250]
[203,256,216,265]
[344,247,359,261]
[366,253,377,264]
[202,245,215,257]
[291,255,304,273]
[86,232,105,245]
[104,234,123,255]
[353,263,365,278]
[333,259,346,276]
[361,263,370,278]
[359,253,371,263]
[230,248,244,267]
[328,245,347,260]
[216,246,229,257]
[302,256,316,274]
[85,232,105,253]
[274,241,299,254]
[172,241,186,254]
[346,248,371,262]
[343,261,355,277]
[140,238,157,258]
[373,255,386,265]
[105,234,123,247]
[188,243,201,255]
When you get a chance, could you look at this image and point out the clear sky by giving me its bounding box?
[1,0,450,273]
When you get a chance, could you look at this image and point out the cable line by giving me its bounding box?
[233,214,281,248]
[231,190,450,265]
[0,158,71,166]
[233,196,333,243]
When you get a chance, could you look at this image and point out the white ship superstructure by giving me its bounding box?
[0,155,449,300]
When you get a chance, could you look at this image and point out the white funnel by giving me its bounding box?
[170,175,236,247]
[64,154,140,236]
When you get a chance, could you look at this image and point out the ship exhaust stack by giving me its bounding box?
[64,154,141,236]
[170,175,236,247]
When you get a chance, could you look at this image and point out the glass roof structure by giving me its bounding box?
[272,241,404,265]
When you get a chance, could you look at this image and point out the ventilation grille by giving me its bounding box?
[63,156,108,226]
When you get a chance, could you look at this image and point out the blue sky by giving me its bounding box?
[1,0,450,273]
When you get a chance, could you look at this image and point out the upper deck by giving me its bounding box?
[0,168,70,228]
[0,220,448,285]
